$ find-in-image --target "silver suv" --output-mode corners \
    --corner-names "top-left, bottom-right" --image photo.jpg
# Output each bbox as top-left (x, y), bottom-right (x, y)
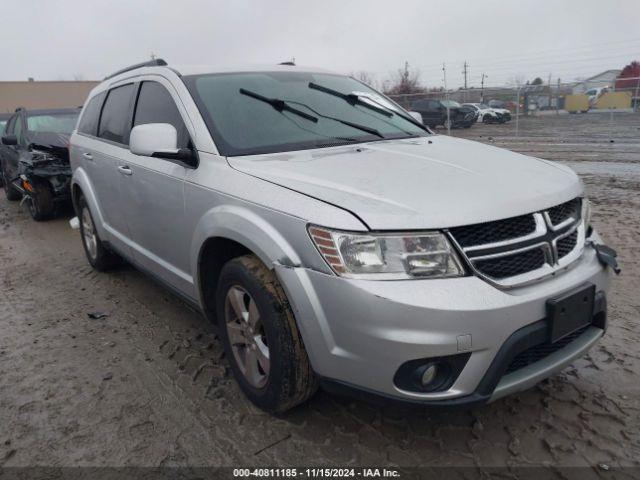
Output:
top-left (70, 59), bottom-right (614, 413)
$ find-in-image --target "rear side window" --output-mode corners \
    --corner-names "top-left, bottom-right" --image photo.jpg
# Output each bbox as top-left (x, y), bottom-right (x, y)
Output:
top-left (98, 84), bottom-right (134, 145)
top-left (78, 92), bottom-right (106, 136)
top-left (133, 82), bottom-right (190, 149)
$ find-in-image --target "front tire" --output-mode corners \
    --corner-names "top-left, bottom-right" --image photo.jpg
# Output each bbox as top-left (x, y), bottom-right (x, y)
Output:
top-left (216, 255), bottom-right (317, 413)
top-left (78, 194), bottom-right (120, 271)
top-left (27, 179), bottom-right (55, 221)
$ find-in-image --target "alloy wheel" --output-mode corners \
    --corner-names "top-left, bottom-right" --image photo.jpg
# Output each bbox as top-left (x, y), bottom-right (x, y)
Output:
top-left (224, 285), bottom-right (270, 388)
top-left (81, 206), bottom-right (98, 260)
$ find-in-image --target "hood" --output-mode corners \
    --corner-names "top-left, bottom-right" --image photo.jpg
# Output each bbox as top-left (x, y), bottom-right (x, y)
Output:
top-left (228, 136), bottom-right (582, 230)
top-left (28, 132), bottom-right (70, 161)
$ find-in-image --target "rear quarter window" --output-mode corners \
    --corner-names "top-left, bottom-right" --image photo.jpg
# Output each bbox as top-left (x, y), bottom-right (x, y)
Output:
top-left (78, 92), bottom-right (106, 136)
top-left (98, 84), bottom-right (135, 145)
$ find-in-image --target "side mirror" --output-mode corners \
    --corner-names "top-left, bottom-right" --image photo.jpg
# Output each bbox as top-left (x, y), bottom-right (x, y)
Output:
top-left (2, 135), bottom-right (18, 146)
top-left (130, 123), bottom-right (196, 166)
top-left (408, 111), bottom-right (423, 124)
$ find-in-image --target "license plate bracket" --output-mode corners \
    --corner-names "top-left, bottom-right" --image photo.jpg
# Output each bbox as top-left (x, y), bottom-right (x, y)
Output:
top-left (547, 284), bottom-right (595, 343)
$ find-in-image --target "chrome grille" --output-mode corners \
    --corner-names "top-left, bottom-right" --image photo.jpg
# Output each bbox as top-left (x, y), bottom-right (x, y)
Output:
top-left (449, 198), bottom-right (584, 287)
top-left (450, 214), bottom-right (536, 248)
top-left (548, 198), bottom-right (581, 226)
top-left (557, 230), bottom-right (578, 259)
top-left (474, 247), bottom-right (546, 279)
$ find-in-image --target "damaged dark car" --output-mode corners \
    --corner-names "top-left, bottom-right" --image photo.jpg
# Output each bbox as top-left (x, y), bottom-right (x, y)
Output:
top-left (0, 108), bottom-right (79, 220)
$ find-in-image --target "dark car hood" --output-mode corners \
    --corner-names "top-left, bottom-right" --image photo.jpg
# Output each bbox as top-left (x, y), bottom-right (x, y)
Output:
top-left (29, 133), bottom-right (70, 161)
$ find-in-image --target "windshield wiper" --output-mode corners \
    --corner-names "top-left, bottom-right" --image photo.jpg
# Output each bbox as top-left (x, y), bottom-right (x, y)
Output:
top-left (241, 88), bottom-right (384, 139)
top-left (325, 117), bottom-right (384, 138)
top-left (309, 82), bottom-right (429, 133)
top-left (239, 88), bottom-right (318, 123)
top-left (309, 82), bottom-right (392, 117)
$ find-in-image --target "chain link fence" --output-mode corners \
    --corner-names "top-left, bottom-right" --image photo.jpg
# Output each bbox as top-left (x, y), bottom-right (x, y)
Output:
top-left (387, 77), bottom-right (640, 139)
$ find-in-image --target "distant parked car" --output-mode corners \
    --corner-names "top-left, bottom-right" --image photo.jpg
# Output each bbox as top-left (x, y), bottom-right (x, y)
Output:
top-left (411, 99), bottom-right (476, 129)
top-left (462, 103), bottom-right (503, 123)
top-left (0, 108), bottom-right (79, 220)
top-left (492, 107), bottom-right (512, 121)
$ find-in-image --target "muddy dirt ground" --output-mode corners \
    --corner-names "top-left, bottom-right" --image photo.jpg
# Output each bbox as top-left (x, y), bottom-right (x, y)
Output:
top-left (0, 113), bottom-right (639, 473)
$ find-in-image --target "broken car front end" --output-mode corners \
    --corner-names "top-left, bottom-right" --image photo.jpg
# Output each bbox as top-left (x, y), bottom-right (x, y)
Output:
top-left (11, 136), bottom-right (72, 220)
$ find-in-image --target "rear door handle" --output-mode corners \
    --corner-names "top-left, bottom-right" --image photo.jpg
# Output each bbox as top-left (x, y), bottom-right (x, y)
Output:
top-left (117, 165), bottom-right (133, 176)
top-left (83, 152), bottom-right (93, 161)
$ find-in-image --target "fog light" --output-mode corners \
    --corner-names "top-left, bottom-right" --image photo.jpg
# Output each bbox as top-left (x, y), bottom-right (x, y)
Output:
top-left (421, 364), bottom-right (438, 386)
top-left (394, 353), bottom-right (471, 393)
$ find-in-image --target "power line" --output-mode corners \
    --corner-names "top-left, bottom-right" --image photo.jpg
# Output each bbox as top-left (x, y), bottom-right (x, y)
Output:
top-left (434, 36), bottom-right (640, 65)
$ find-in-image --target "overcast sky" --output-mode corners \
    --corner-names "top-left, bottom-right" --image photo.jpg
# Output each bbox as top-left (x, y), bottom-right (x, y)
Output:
top-left (1, 0), bottom-right (638, 88)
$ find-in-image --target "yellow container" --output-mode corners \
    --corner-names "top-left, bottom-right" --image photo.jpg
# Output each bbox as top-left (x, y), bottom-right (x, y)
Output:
top-left (565, 95), bottom-right (589, 113)
top-left (595, 91), bottom-right (632, 109)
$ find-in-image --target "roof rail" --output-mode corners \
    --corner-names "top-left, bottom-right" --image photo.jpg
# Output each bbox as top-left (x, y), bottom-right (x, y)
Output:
top-left (104, 58), bottom-right (168, 80)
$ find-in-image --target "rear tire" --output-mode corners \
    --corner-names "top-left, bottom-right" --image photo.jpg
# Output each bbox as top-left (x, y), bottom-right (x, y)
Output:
top-left (216, 255), bottom-right (318, 413)
top-left (78, 194), bottom-right (120, 271)
top-left (27, 179), bottom-right (55, 221)
top-left (1, 163), bottom-right (21, 201)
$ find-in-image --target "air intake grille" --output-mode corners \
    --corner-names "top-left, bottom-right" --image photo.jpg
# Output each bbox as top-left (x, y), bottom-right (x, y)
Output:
top-left (557, 230), bottom-right (578, 259)
top-left (505, 324), bottom-right (591, 374)
top-left (474, 248), bottom-right (546, 279)
top-left (449, 214), bottom-right (536, 248)
top-left (548, 198), bottom-right (581, 226)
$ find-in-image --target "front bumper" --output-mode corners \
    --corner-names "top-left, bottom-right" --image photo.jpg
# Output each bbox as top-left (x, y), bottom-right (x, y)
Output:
top-left (275, 235), bottom-right (611, 406)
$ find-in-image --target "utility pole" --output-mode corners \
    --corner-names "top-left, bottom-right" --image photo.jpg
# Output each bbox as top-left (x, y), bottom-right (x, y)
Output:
top-left (480, 73), bottom-right (487, 104)
top-left (150, 52), bottom-right (156, 60)
top-left (548, 73), bottom-right (552, 110)
top-left (443, 63), bottom-right (451, 136)
top-left (556, 78), bottom-right (561, 115)
top-left (462, 61), bottom-right (468, 90)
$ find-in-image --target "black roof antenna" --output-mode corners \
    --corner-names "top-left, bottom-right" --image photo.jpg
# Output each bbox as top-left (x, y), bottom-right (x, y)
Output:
top-left (279, 61), bottom-right (296, 66)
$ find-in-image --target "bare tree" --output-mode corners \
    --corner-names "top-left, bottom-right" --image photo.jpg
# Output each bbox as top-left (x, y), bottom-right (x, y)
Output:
top-left (351, 71), bottom-right (377, 89)
top-left (72, 73), bottom-right (85, 81)
top-left (383, 62), bottom-right (425, 95)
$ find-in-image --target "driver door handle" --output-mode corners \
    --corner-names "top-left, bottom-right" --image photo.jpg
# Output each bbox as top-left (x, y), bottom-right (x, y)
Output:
top-left (83, 152), bottom-right (93, 161)
top-left (117, 165), bottom-right (133, 176)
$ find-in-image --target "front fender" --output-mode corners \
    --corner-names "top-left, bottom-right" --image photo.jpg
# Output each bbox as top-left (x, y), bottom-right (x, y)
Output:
top-left (191, 204), bottom-right (302, 301)
top-left (71, 167), bottom-right (108, 240)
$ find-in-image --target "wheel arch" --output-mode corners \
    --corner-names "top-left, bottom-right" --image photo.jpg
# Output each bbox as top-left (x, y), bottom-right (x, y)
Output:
top-left (70, 169), bottom-right (108, 239)
top-left (192, 205), bottom-right (303, 323)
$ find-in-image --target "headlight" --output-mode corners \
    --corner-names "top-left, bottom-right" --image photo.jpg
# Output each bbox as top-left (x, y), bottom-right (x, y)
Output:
top-left (308, 226), bottom-right (465, 279)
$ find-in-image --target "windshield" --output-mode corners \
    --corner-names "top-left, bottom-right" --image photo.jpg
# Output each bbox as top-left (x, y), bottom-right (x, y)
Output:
top-left (441, 100), bottom-right (461, 108)
top-left (479, 104), bottom-right (491, 109)
top-left (26, 112), bottom-right (79, 134)
top-left (183, 72), bottom-right (427, 156)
